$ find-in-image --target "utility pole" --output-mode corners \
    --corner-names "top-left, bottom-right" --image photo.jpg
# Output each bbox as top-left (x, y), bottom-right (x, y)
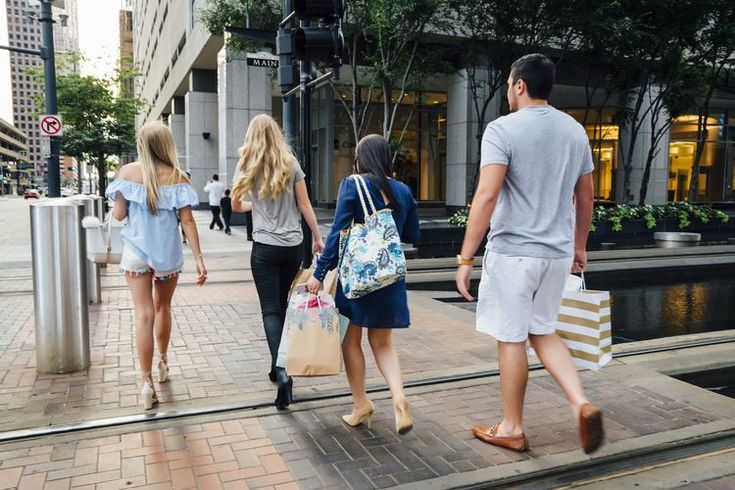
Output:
top-left (280, 0), bottom-right (297, 143)
top-left (40, 1), bottom-right (61, 198)
top-left (0, 0), bottom-right (62, 197)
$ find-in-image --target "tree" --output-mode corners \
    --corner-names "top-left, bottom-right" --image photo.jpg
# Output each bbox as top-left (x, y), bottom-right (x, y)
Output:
top-left (611, 0), bottom-right (706, 204)
top-left (638, 57), bottom-right (699, 204)
top-left (687, 1), bottom-right (735, 202)
top-left (30, 64), bottom-right (144, 197)
top-left (331, 0), bottom-right (453, 150)
top-left (451, 0), bottom-right (579, 201)
top-left (199, 0), bottom-right (281, 54)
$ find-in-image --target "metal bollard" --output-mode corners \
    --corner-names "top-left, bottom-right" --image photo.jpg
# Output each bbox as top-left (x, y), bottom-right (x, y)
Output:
top-left (30, 199), bottom-right (90, 374)
top-left (68, 195), bottom-right (102, 304)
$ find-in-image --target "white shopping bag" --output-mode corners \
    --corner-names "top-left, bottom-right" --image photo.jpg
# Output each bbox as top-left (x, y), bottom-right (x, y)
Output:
top-left (82, 216), bottom-right (124, 265)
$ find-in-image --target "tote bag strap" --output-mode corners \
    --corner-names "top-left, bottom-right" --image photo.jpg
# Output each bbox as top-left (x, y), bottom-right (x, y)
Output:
top-left (354, 174), bottom-right (377, 215)
top-left (352, 175), bottom-right (372, 218)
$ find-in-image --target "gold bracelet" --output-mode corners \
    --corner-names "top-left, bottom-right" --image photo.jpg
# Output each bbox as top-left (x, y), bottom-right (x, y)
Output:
top-left (456, 254), bottom-right (474, 266)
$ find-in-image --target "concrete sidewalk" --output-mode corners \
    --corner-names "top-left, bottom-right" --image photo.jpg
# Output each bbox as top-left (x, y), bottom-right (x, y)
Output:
top-left (0, 209), bottom-right (734, 488)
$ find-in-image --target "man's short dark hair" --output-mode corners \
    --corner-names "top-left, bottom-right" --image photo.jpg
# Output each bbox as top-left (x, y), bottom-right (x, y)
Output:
top-left (510, 54), bottom-right (555, 100)
top-left (224, 189), bottom-right (230, 196)
top-left (213, 174), bottom-right (219, 180)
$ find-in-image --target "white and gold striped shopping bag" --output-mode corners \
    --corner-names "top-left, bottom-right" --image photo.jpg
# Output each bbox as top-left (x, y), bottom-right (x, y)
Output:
top-left (528, 275), bottom-right (612, 371)
top-left (556, 288), bottom-right (612, 371)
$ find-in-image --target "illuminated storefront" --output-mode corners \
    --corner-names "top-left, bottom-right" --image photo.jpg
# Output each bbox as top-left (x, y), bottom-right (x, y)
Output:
top-left (668, 112), bottom-right (735, 202)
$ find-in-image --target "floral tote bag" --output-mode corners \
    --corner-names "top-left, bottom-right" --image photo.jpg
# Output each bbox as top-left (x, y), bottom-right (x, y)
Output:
top-left (338, 175), bottom-right (406, 299)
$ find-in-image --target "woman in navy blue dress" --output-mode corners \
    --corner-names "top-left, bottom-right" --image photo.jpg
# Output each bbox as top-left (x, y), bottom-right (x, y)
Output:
top-left (307, 135), bottom-right (420, 435)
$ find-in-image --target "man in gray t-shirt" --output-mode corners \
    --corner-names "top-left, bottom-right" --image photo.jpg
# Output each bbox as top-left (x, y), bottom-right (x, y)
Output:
top-left (455, 54), bottom-right (603, 455)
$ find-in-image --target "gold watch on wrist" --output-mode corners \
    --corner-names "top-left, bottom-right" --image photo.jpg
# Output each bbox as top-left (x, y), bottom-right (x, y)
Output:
top-left (456, 254), bottom-right (474, 266)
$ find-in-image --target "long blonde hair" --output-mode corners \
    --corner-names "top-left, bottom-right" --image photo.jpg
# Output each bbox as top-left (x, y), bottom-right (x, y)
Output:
top-left (137, 121), bottom-right (190, 213)
top-left (232, 114), bottom-right (296, 201)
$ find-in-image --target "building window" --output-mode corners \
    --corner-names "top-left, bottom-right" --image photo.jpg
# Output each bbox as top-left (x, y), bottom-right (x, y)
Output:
top-left (562, 108), bottom-right (620, 201)
top-left (331, 89), bottom-right (447, 202)
top-left (669, 112), bottom-right (734, 202)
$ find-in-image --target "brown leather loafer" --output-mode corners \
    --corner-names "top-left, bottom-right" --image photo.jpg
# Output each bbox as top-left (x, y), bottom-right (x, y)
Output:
top-left (472, 424), bottom-right (529, 452)
top-left (579, 403), bottom-right (604, 454)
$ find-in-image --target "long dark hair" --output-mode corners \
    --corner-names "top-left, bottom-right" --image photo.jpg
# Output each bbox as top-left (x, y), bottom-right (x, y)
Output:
top-left (354, 134), bottom-right (400, 212)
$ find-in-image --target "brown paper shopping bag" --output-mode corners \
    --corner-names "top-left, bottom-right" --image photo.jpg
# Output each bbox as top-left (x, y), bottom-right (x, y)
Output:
top-left (278, 290), bottom-right (342, 376)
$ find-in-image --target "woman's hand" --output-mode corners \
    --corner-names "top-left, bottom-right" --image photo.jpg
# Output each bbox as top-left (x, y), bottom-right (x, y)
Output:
top-left (306, 276), bottom-right (322, 295)
top-left (195, 256), bottom-right (208, 286)
top-left (312, 238), bottom-right (324, 255)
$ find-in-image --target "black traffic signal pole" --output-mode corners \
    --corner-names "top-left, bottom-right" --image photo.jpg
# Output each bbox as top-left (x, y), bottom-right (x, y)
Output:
top-left (280, 0), bottom-right (297, 143)
top-left (0, 0), bottom-right (61, 197)
top-left (299, 46), bottom-right (313, 267)
top-left (40, 1), bottom-right (61, 198)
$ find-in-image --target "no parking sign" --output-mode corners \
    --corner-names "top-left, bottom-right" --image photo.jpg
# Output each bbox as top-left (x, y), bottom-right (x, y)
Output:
top-left (39, 115), bottom-right (63, 137)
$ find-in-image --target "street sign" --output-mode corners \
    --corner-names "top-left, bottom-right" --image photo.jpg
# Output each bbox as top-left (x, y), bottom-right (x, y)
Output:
top-left (39, 114), bottom-right (63, 137)
top-left (247, 57), bottom-right (279, 68)
top-left (40, 137), bottom-right (50, 158)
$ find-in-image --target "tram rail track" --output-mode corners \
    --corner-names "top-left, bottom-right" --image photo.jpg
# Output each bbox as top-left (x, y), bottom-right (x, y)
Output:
top-left (0, 335), bottom-right (732, 445)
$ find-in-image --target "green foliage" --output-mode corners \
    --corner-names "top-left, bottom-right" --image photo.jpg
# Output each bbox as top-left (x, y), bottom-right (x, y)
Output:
top-left (591, 203), bottom-right (729, 232)
top-left (28, 57), bottom-right (144, 196)
top-left (448, 206), bottom-right (469, 227)
top-left (449, 203), bottom-right (730, 233)
top-left (199, 0), bottom-right (280, 53)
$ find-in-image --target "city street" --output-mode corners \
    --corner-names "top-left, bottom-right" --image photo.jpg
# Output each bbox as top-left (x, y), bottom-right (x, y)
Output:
top-left (2, 0), bottom-right (735, 488)
top-left (0, 197), bottom-right (33, 266)
top-left (0, 201), bottom-right (734, 489)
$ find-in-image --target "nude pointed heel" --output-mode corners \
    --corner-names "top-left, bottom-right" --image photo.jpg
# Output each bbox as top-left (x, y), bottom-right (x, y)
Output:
top-left (158, 356), bottom-right (169, 383)
top-left (394, 399), bottom-right (413, 435)
top-left (141, 378), bottom-right (158, 410)
top-left (342, 401), bottom-right (375, 429)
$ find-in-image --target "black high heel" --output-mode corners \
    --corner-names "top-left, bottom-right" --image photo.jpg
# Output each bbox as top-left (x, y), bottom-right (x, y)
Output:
top-left (275, 367), bottom-right (293, 409)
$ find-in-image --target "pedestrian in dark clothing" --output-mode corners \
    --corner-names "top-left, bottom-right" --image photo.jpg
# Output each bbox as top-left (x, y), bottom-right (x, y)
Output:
top-left (221, 189), bottom-right (233, 235)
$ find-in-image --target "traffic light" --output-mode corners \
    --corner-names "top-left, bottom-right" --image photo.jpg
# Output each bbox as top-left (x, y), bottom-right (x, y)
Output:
top-left (292, 0), bottom-right (344, 67)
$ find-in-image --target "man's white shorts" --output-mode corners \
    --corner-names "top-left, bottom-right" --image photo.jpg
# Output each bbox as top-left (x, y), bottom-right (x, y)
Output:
top-left (476, 251), bottom-right (573, 343)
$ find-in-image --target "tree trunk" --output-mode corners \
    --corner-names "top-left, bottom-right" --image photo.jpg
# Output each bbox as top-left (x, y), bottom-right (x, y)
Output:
top-left (77, 160), bottom-right (83, 194)
top-left (638, 145), bottom-right (657, 205)
top-left (688, 84), bottom-right (715, 202)
top-left (97, 154), bottom-right (106, 198)
top-left (621, 82), bottom-right (650, 204)
top-left (382, 78), bottom-right (392, 140)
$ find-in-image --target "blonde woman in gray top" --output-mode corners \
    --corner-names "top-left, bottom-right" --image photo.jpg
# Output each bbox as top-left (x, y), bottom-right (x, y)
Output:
top-left (231, 114), bottom-right (323, 409)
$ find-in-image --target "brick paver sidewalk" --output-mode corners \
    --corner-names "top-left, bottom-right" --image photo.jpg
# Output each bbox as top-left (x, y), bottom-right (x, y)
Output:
top-left (0, 214), bottom-right (494, 432)
top-left (2, 210), bottom-right (735, 488)
top-left (0, 361), bottom-right (733, 489)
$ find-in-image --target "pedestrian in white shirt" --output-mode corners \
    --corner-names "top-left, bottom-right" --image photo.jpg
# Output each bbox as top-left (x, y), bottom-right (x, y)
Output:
top-left (204, 174), bottom-right (226, 230)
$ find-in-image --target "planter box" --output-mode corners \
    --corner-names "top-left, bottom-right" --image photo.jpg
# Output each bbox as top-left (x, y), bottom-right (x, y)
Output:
top-left (413, 215), bottom-right (735, 258)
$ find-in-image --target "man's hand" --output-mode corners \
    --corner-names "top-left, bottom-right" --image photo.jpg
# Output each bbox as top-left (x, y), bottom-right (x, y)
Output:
top-left (572, 248), bottom-right (587, 273)
top-left (455, 264), bottom-right (475, 301)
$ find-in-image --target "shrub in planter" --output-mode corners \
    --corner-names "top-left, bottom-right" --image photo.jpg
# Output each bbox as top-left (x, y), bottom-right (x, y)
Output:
top-left (449, 202), bottom-right (729, 233)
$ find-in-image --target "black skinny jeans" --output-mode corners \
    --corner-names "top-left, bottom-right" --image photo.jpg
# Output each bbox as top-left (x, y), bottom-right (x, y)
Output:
top-left (250, 242), bottom-right (302, 372)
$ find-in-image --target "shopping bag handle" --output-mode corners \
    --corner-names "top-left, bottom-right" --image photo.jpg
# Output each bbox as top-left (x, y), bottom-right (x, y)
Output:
top-left (301, 292), bottom-right (323, 312)
top-left (580, 271), bottom-right (586, 291)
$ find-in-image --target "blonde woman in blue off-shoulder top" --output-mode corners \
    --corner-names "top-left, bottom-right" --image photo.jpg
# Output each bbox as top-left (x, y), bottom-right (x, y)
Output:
top-left (106, 121), bottom-right (208, 410)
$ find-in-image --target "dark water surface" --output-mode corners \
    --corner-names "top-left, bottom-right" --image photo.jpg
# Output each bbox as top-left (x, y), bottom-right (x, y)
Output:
top-left (675, 367), bottom-right (735, 399)
top-left (591, 276), bottom-right (735, 343)
top-left (433, 275), bottom-right (735, 344)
